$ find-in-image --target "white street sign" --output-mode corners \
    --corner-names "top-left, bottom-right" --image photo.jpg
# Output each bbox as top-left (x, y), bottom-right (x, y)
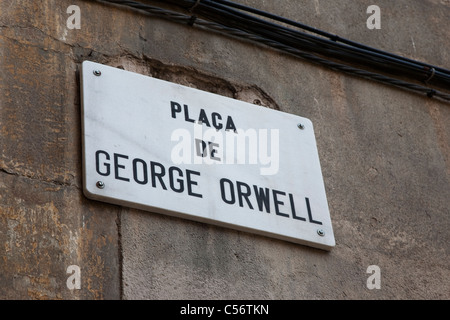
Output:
top-left (81, 61), bottom-right (335, 250)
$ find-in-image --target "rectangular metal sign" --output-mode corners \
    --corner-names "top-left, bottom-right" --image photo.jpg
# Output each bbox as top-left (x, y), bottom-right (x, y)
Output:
top-left (81, 61), bottom-right (335, 250)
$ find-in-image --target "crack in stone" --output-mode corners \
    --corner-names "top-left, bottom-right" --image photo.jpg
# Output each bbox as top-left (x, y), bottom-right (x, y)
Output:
top-left (0, 166), bottom-right (80, 189)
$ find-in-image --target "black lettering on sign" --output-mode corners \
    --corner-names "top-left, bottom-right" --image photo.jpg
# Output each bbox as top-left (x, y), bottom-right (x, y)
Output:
top-left (170, 101), bottom-right (237, 132)
top-left (306, 197), bottom-right (322, 225)
top-left (211, 112), bottom-right (222, 130)
top-left (186, 170), bottom-right (202, 198)
top-left (169, 166), bottom-right (184, 193)
top-left (208, 142), bottom-right (221, 161)
top-left (184, 104), bottom-right (195, 123)
top-left (220, 178), bottom-right (235, 204)
top-left (225, 117), bottom-right (237, 132)
top-left (195, 139), bottom-right (207, 158)
top-left (195, 139), bottom-right (221, 161)
top-left (198, 109), bottom-right (210, 127)
top-left (95, 150), bottom-right (110, 176)
top-left (253, 186), bottom-right (271, 213)
top-left (273, 189), bottom-right (289, 218)
top-left (291, 194), bottom-right (306, 221)
top-left (132, 158), bottom-right (148, 185)
top-left (236, 181), bottom-right (253, 209)
top-left (150, 161), bottom-right (167, 190)
top-left (114, 153), bottom-right (130, 182)
top-left (170, 101), bottom-right (182, 119)
top-left (93, 150), bottom-right (204, 199)
top-left (218, 178), bottom-right (320, 225)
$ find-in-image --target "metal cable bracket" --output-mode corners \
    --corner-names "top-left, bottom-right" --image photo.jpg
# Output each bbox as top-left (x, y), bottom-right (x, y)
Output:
top-left (424, 67), bottom-right (436, 84)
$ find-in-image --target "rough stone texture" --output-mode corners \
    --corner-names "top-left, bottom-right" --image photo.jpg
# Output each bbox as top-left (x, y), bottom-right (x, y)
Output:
top-left (0, 0), bottom-right (120, 299)
top-left (1, 0), bottom-right (449, 299)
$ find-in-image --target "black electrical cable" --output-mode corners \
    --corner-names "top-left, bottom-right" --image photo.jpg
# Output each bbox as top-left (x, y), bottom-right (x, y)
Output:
top-left (95, 0), bottom-right (450, 102)
top-left (101, 0), bottom-right (450, 85)
top-left (163, 0), bottom-right (450, 89)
